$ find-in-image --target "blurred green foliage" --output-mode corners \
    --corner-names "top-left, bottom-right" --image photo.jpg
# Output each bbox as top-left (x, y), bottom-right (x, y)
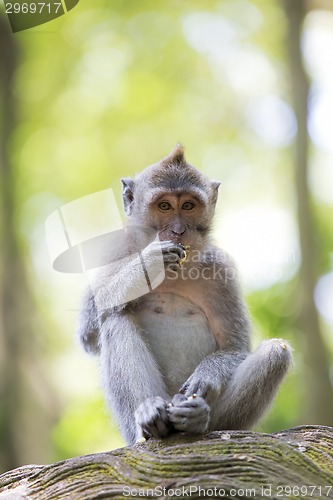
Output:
top-left (52, 396), bottom-right (124, 460)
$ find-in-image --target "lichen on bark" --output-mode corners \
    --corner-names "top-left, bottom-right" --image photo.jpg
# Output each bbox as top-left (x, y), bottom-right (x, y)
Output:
top-left (0, 426), bottom-right (332, 499)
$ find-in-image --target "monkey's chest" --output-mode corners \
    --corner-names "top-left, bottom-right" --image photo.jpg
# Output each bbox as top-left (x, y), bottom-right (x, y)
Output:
top-left (136, 293), bottom-right (217, 395)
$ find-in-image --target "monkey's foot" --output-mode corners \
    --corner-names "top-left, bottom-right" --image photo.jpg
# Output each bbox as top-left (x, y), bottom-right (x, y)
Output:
top-left (168, 393), bottom-right (210, 434)
top-left (135, 396), bottom-right (172, 440)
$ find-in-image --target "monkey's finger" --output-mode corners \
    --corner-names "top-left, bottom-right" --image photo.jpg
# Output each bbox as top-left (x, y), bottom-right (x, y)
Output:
top-left (163, 252), bottom-right (179, 263)
top-left (170, 393), bottom-right (187, 406)
top-left (173, 400), bottom-right (205, 410)
top-left (180, 384), bottom-right (202, 398)
top-left (170, 396), bottom-right (202, 409)
top-left (155, 418), bottom-right (172, 437)
top-left (162, 245), bottom-right (186, 260)
top-left (168, 396), bottom-right (209, 413)
top-left (144, 405), bottom-right (171, 438)
top-left (172, 417), bottom-right (209, 433)
top-left (142, 419), bottom-right (170, 439)
top-left (162, 250), bottom-right (182, 264)
top-left (166, 264), bottom-right (180, 273)
top-left (136, 397), bottom-right (172, 438)
top-left (168, 407), bottom-right (197, 420)
top-left (180, 382), bottom-right (210, 400)
top-left (176, 246), bottom-right (187, 258)
top-left (175, 249), bottom-right (187, 263)
top-left (179, 382), bottom-right (188, 394)
top-left (170, 419), bottom-right (188, 431)
top-left (169, 404), bottom-right (210, 433)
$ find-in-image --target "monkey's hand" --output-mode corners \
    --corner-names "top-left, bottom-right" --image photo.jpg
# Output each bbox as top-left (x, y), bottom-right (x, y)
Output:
top-left (160, 241), bottom-right (187, 269)
top-left (135, 396), bottom-right (172, 440)
top-left (167, 393), bottom-right (210, 433)
top-left (179, 369), bottom-right (222, 405)
top-left (142, 240), bottom-right (186, 269)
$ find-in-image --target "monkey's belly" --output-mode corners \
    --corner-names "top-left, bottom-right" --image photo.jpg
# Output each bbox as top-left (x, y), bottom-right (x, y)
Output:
top-left (137, 293), bottom-right (217, 396)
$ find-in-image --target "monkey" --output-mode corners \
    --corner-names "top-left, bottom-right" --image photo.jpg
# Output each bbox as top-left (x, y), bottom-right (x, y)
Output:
top-left (77, 145), bottom-right (293, 445)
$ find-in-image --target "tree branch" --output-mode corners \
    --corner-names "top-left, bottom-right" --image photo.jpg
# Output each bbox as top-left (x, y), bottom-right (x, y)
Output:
top-left (0, 427), bottom-right (332, 499)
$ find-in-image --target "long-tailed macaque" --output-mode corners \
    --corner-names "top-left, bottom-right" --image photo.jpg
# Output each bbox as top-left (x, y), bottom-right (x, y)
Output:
top-left (77, 145), bottom-right (292, 444)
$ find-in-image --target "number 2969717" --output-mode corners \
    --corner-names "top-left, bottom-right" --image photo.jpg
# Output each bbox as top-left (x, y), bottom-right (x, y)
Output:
top-left (5, 3), bottom-right (62, 14)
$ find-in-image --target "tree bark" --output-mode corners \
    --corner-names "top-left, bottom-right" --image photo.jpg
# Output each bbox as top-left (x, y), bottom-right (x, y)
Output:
top-left (0, 427), bottom-right (332, 499)
top-left (281, 0), bottom-right (333, 424)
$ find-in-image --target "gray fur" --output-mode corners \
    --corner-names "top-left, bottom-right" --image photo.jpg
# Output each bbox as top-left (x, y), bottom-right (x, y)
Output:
top-left (77, 147), bottom-right (293, 444)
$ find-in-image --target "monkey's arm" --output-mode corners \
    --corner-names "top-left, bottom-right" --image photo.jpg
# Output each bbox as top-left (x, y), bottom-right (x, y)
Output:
top-left (88, 240), bottom-right (186, 313)
top-left (77, 287), bottom-right (100, 355)
top-left (77, 240), bottom-right (185, 354)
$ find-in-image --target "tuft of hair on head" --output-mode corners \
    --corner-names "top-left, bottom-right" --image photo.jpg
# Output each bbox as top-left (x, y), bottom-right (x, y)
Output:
top-left (160, 144), bottom-right (185, 167)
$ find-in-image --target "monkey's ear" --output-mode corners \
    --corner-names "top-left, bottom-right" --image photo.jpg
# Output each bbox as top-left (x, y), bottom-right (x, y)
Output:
top-left (121, 178), bottom-right (135, 216)
top-left (211, 181), bottom-right (221, 205)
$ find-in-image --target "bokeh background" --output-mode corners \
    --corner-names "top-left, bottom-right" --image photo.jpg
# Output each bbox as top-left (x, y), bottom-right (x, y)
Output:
top-left (0, 0), bottom-right (333, 473)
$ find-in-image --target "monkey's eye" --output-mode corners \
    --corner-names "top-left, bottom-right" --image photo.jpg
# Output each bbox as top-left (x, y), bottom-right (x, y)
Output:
top-left (182, 201), bottom-right (195, 211)
top-left (158, 201), bottom-right (172, 211)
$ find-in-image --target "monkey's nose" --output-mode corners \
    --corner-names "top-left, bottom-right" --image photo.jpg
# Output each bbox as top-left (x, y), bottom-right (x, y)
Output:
top-left (172, 228), bottom-right (186, 236)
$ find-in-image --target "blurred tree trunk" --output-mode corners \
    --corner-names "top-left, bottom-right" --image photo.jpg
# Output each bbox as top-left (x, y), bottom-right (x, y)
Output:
top-left (282, 0), bottom-right (333, 424)
top-left (0, 16), bottom-right (58, 471)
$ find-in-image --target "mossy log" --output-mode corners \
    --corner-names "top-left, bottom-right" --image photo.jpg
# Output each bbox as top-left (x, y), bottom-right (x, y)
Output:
top-left (0, 426), bottom-right (332, 499)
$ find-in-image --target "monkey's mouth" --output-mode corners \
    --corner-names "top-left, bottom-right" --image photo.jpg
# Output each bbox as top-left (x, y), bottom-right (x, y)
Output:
top-left (161, 234), bottom-right (193, 248)
top-left (160, 231), bottom-right (187, 242)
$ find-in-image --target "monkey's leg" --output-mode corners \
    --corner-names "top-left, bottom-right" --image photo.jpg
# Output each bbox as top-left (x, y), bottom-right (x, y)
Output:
top-left (100, 314), bottom-right (171, 444)
top-left (211, 338), bottom-right (293, 430)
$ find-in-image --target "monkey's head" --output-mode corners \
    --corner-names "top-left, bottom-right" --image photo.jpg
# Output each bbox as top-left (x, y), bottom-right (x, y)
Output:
top-left (121, 145), bottom-right (220, 249)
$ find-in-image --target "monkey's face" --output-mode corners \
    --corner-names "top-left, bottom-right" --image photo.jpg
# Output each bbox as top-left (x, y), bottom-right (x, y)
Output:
top-left (122, 148), bottom-right (220, 251)
top-left (144, 191), bottom-right (212, 249)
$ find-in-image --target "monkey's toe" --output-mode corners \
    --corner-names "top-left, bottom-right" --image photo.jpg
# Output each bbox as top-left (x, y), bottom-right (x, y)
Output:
top-left (168, 395), bottom-right (210, 433)
top-left (135, 396), bottom-right (172, 439)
